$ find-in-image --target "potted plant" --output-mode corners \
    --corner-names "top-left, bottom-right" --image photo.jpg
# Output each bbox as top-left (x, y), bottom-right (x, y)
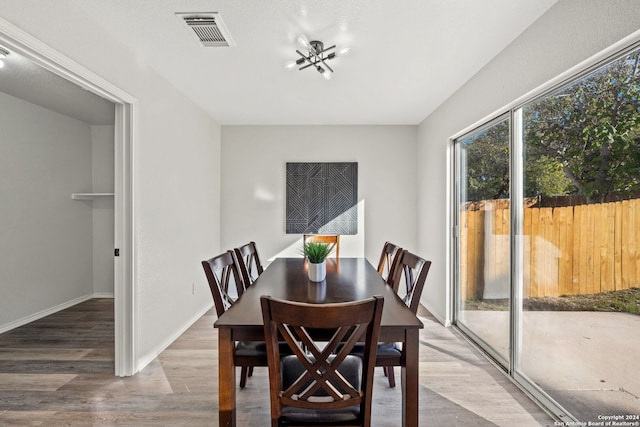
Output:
top-left (302, 241), bottom-right (335, 282)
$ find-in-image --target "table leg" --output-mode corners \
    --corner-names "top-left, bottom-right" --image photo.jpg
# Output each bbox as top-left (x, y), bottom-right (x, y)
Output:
top-left (218, 328), bottom-right (236, 427)
top-left (402, 329), bottom-right (419, 427)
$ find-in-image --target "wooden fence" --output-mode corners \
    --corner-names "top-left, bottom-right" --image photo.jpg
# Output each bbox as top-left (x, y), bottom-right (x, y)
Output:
top-left (460, 198), bottom-right (640, 299)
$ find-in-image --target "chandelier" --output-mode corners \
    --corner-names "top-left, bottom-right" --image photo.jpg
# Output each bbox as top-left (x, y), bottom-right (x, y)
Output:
top-left (285, 35), bottom-right (349, 80)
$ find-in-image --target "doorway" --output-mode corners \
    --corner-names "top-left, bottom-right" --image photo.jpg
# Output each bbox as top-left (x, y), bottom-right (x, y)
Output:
top-left (0, 20), bottom-right (135, 376)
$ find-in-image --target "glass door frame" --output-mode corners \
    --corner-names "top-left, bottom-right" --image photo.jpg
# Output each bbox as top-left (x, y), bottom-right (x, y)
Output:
top-left (452, 112), bottom-right (512, 371)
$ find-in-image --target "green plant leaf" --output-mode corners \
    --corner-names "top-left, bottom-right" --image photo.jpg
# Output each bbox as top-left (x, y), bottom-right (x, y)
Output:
top-left (301, 242), bottom-right (335, 263)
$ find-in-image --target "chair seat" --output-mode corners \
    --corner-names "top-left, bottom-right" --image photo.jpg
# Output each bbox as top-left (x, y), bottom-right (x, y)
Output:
top-left (235, 341), bottom-right (293, 362)
top-left (280, 406), bottom-right (361, 424)
top-left (279, 354), bottom-right (362, 424)
top-left (349, 342), bottom-right (402, 360)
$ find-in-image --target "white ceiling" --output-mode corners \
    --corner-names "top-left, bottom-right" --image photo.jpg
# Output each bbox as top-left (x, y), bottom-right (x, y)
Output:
top-left (0, 50), bottom-right (115, 125)
top-left (1, 0), bottom-right (558, 125)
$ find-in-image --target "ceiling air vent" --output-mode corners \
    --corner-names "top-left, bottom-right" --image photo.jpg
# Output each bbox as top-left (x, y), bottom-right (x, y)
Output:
top-left (176, 12), bottom-right (236, 47)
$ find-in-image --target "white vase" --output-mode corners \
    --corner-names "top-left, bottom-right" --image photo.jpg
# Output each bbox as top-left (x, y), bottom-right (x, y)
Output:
top-left (308, 260), bottom-right (326, 282)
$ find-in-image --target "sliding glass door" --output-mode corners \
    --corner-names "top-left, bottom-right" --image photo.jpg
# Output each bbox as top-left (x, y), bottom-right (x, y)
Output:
top-left (454, 45), bottom-right (640, 422)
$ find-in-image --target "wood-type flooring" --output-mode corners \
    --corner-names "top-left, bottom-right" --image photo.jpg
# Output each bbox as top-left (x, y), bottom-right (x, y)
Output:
top-left (0, 299), bottom-right (555, 426)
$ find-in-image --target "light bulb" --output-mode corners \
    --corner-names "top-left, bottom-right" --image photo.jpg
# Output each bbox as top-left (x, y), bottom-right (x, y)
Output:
top-left (297, 34), bottom-right (310, 49)
top-left (285, 60), bottom-right (297, 71)
top-left (337, 46), bottom-right (350, 56)
top-left (0, 60), bottom-right (4, 69)
top-left (322, 69), bottom-right (331, 80)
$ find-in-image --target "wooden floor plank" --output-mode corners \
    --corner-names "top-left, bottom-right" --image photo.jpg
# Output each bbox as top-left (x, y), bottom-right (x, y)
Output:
top-left (0, 299), bottom-right (555, 426)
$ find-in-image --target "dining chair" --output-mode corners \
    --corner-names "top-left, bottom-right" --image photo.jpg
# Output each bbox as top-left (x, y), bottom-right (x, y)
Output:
top-left (376, 241), bottom-right (402, 284)
top-left (201, 250), bottom-right (264, 388)
top-left (260, 295), bottom-right (384, 427)
top-left (303, 234), bottom-right (340, 259)
top-left (234, 241), bottom-right (264, 288)
top-left (381, 249), bottom-right (431, 387)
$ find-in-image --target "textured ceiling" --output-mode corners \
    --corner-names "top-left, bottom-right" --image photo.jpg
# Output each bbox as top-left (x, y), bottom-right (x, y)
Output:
top-left (0, 50), bottom-right (115, 125)
top-left (0, 0), bottom-right (558, 125)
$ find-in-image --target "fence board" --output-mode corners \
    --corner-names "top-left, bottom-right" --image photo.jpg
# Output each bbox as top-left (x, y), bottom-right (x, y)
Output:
top-left (541, 207), bottom-right (554, 297)
top-left (530, 207), bottom-right (540, 298)
top-left (573, 205), bottom-right (582, 296)
top-left (603, 203), bottom-right (615, 293)
top-left (627, 200), bottom-right (640, 289)
top-left (564, 206), bottom-right (575, 295)
top-left (471, 211), bottom-right (486, 299)
top-left (621, 200), bottom-right (632, 289)
top-left (557, 207), bottom-right (571, 296)
top-left (523, 208), bottom-right (532, 298)
top-left (614, 201), bottom-right (623, 290)
top-left (629, 199), bottom-right (640, 287)
top-left (585, 205), bottom-right (595, 295)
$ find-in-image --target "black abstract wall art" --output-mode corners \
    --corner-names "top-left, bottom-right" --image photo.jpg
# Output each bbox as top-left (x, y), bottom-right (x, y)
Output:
top-left (286, 162), bottom-right (358, 234)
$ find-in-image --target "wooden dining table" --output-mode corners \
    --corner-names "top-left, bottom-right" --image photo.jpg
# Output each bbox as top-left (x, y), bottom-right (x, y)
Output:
top-left (214, 257), bottom-right (423, 427)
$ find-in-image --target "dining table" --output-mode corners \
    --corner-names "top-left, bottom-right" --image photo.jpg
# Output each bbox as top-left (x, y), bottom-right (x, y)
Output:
top-left (214, 257), bottom-right (423, 427)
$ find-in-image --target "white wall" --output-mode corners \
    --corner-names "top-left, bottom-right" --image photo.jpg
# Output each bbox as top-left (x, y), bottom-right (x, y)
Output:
top-left (0, 92), bottom-right (93, 328)
top-left (91, 125), bottom-right (114, 296)
top-left (221, 126), bottom-right (417, 265)
top-left (417, 0), bottom-right (640, 324)
top-left (0, 2), bottom-right (222, 370)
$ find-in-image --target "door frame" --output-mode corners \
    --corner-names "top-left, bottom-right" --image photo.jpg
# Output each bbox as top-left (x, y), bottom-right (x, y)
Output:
top-left (0, 17), bottom-right (137, 376)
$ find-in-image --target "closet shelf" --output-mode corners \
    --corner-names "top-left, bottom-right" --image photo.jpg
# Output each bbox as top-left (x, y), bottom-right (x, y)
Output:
top-left (71, 193), bottom-right (114, 200)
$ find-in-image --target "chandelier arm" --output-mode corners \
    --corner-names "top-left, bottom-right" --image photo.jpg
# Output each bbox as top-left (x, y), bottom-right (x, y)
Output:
top-left (316, 55), bottom-right (334, 73)
top-left (298, 62), bottom-right (315, 71)
top-left (316, 45), bottom-right (336, 56)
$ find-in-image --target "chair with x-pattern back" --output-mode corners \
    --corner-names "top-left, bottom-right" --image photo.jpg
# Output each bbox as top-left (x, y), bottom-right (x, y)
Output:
top-left (381, 249), bottom-right (431, 387)
top-left (201, 250), bottom-right (264, 388)
top-left (260, 295), bottom-right (384, 427)
top-left (234, 241), bottom-right (264, 288)
top-left (376, 241), bottom-right (402, 284)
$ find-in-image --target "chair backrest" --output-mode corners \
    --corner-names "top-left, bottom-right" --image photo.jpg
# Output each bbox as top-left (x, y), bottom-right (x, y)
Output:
top-left (388, 250), bottom-right (431, 314)
top-left (376, 241), bottom-right (402, 283)
top-left (234, 241), bottom-right (264, 287)
top-left (303, 234), bottom-right (340, 259)
top-left (201, 250), bottom-right (245, 317)
top-left (260, 295), bottom-right (384, 427)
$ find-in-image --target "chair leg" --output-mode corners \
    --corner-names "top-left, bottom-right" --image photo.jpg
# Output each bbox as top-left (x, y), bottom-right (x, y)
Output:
top-left (240, 366), bottom-right (249, 388)
top-left (248, 366), bottom-right (254, 377)
top-left (386, 366), bottom-right (396, 388)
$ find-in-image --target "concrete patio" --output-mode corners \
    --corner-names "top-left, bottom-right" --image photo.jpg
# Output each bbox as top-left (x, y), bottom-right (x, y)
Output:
top-left (460, 310), bottom-right (640, 422)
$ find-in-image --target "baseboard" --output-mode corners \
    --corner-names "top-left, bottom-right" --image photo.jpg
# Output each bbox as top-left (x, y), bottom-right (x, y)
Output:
top-left (0, 294), bottom-right (95, 334)
top-left (423, 301), bottom-right (451, 327)
top-left (136, 302), bottom-right (214, 372)
top-left (92, 292), bottom-right (115, 298)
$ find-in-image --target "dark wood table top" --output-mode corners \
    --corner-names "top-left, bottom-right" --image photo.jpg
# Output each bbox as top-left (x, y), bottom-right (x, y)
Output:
top-left (214, 257), bottom-right (423, 333)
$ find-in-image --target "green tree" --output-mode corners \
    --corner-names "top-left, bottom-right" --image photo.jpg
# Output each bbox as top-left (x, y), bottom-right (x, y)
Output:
top-left (463, 121), bottom-right (572, 201)
top-left (523, 50), bottom-right (640, 202)
top-left (462, 120), bottom-right (509, 201)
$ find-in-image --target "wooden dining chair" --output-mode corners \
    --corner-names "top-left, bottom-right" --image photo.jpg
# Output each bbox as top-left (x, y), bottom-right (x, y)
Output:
top-left (376, 241), bottom-right (402, 284)
top-left (201, 250), bottom-right (264, 388)
top-left (201, 250), bottom-right (245, 315)
top-left (260, 295), bottom-right (384, 427)
top-left (381, 249), bottom-right (431, 387)
top-left (303, 234), bottom-right (340, 259)
top-left (234, 241), bottom-right (264, 288)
